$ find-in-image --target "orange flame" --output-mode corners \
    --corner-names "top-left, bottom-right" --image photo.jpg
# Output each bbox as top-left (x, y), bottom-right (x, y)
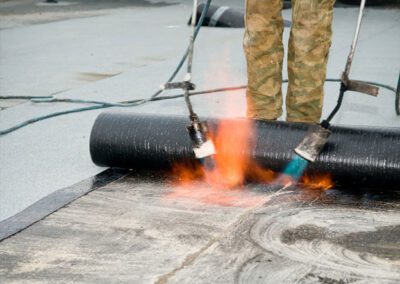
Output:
top-left (300, 173), bottom-right (334, 190)
top-left (168, 122), bottom-right (334, 206)
top-left (208, 119), bottom-right (253, 188)
top-left (171, 119), bottom-right (277, 189)
top-left (166, 44), bottom-right (333, 206)
top-left (171, 162), bottom-right (205, 186)
top-left (167, 119), bottom-right (278, 207)
top-left (169, 133), bottom-right (334, 205)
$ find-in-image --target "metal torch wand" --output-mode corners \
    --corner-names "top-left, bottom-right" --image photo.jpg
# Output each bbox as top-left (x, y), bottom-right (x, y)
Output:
top-left (162, 0), bottom-right (216, 160)
top-left (295, 0), bottom-right (379, 162)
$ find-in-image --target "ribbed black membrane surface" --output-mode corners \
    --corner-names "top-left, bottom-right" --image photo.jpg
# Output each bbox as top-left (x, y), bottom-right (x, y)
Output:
top-left (90, 112), bottom-right (400, 189)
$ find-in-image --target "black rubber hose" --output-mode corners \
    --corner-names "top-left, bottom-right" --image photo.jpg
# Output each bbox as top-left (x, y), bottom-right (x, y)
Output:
top-left (90, 112), bottom-right (400, 190)
top-left (326, 83), bottom-right (347, 123)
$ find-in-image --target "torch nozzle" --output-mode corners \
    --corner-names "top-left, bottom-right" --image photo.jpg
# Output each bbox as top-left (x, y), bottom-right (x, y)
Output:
top-left (187, 120), bottom-right (216, 160)
top-left (294, 121), bottom-right (331, 162)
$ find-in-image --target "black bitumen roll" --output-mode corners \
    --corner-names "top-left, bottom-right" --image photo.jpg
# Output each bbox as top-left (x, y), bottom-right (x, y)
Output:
top-left (191, 4), bottom-right (291, 28)
top-left (90, 112), bottom-right (400, 189)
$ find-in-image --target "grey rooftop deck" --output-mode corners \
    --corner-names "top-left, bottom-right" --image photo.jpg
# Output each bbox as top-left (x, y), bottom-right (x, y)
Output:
top-left (1, 0), bottom-right (399, 222)
top-left (0, 1), bottom-right (399, 283)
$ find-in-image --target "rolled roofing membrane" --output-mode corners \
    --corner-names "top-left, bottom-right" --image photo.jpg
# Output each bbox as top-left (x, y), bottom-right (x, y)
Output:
top-left (191, 4), bottom-right (291, 28)
top-left (90, 112), bottom-right (400, 189)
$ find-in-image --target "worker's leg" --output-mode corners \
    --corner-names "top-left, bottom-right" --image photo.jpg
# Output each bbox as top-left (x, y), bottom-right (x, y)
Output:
top-left (244, 0), bottom-right (284, 120)
top-left (286, 0), bottom-right (335, 123)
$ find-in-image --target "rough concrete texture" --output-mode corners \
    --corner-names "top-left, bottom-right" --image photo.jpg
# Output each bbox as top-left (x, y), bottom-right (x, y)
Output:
top-left (0, 171), bottom-right (399, 283)
top-left (0, 1), bottom-right (399, 223)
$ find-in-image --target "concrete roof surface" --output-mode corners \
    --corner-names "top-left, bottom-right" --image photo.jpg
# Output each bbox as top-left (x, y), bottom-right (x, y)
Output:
top-left (0, 0), bottom-right (399, 221)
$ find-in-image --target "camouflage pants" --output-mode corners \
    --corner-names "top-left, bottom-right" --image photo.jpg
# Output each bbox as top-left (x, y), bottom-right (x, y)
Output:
top-left (244, 0), bottom-right (335, 122)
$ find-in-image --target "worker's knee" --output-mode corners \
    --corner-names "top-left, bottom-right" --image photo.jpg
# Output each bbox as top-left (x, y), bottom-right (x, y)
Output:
top-left (246, 90), bottom-right (283, 120)
top-left (286, 94), bottom-right (323, 123)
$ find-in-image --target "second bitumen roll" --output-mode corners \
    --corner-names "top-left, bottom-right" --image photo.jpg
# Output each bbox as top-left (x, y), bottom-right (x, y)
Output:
top-left (190, 4), bottom-right (291, 28)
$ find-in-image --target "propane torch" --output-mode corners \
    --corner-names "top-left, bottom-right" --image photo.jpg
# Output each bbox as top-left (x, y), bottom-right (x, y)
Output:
top-left (295, 0), bottom-right (379, 162)
top-left (162, 0), bottom-right (216, 165)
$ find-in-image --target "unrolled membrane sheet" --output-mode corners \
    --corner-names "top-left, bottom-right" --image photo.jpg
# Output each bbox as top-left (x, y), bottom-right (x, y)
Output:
top-left (90, 112), bottom-right (400, 189)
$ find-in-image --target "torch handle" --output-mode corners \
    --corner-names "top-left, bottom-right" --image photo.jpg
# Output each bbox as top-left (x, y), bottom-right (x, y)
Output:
top-left (326, 0), bottom-right (368, 124)
top-left (343, 0), bottom-right (366, 79)
top-left (185, 0), bottom-right (199, 120)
